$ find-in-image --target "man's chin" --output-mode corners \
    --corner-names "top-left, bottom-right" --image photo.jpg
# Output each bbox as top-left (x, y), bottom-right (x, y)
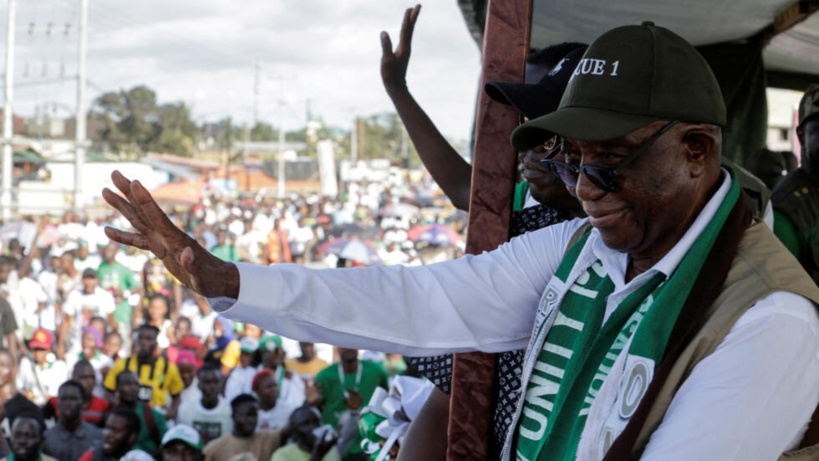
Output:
top-left (596, 229), bottom-right (638, 254)
top-left (16, 449), bottom-right (37, 460)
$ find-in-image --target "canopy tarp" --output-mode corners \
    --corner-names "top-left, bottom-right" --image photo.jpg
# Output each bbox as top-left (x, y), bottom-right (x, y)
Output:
top-left (460, 0), bottom-right (819, 88)
top-left (458, 0), bottom-right (819, 166)
top-left (150, 180), bottom-right (202, 204)
top-left (13, 149), bottom-right (44, 164)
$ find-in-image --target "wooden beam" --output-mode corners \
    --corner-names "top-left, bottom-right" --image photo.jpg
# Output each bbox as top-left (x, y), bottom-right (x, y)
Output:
top-left (758, 0), bottom-right (819, 44)
top-left (447, 0), bottom-right (533, 459)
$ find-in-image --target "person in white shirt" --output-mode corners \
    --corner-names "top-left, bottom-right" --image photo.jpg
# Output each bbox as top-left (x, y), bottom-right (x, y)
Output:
top-left (36, 255), bottom-right (60, 309)
top-left (66, 326), bottom-right (113, 398)
top-left (176, 350), bottom-right (202, 404)
top-left (103, 23), bottom-right (819, 461)
top-left (60, 269), bottom-right (116, 356)
top-left (15, 272), bottom-right (50, 340)
top-left (17, 329), bottom-right (68, 405)
top-left (378, 241), bottom-right (410, 267)
top-left (289, 218), bottom-right (315, 265)
top-left (223, 337), bottom-right (260, 402)
top-left (116, 246), bottom-right (149, 274)
top-left (176, 364), bottom-right (233, 445)
top-left (188, 292), bottom-right (218, 344)
top-left (73, 241), bottom-right (102, 273)
top-left (253, 368), bottom-right (297, 430)
top-left (258, 335), bottom-right (304, 408)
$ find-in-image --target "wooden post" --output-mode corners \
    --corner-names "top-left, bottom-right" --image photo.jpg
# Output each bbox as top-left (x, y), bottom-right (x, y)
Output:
top-left (447, 0), bottom-right (533, 459)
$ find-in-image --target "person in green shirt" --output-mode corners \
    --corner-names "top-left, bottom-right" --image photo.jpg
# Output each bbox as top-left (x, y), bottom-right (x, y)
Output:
top-left (114, 371), bottom-right (167, 457)
top-left (96, 242), bottom-right (139, 328)
top-left (211, 230), bottom-right (239, 262)
top-left (772, 84), bottom-right (819, 284)
top-left (315, 348), bottom-right (388, 459)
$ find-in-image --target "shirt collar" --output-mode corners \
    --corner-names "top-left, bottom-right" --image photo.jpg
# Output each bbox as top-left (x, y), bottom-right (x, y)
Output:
top-left (586, 168), bottom-right (731, 292)
top-left (58, 420), bottom-right (90, 439)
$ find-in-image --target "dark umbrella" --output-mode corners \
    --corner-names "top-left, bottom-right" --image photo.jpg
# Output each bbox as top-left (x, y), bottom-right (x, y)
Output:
top-left (317, 238), bottom-right (382, 265)
top-left (327, 223), bottom-right (381, 240)
top-left (407, 223), bottom-right (463, 247)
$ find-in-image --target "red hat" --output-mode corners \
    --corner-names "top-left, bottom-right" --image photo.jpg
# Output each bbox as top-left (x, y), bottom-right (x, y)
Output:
top-left (29, 329), bottom-right (53, 350)
top-left (180, 336), bottom-right (204, 352)
top-left (252, 369), bottom-right (276, 391)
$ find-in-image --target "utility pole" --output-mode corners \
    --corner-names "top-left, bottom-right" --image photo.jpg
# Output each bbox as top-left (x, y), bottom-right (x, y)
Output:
top-left (277, 100), bottom-right (285, 198)
top-left (253, 59), bottom-right (261, 126)
top-left (1, 0), bottom-right (15, 222)
top-left (350, 116), bottom-right (357, 162)
top-left (400, 123), bottom-right (409, 168)
top-left (74, 0), bottom-right (88, 213)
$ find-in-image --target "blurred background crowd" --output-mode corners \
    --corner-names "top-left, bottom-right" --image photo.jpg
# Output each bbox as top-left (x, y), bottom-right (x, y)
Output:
top-left (0, 173), bottom-right (464, 461)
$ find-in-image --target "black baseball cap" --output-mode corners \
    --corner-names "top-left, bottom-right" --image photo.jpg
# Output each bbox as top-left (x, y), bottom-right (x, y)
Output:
top-left (512, 22), bottom-right (726, 149)
top-left (484, 46), bottom-right (587, 120)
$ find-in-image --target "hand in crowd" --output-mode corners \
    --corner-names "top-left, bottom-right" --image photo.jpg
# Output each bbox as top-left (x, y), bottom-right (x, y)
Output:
top-left (311, 429), bottom-right (339, 461)
top-left (344, 388), bottom-right (362, 411)
top-left (102, 171), bottom-right (240, 299)
top-left (380, 4), bottom-right (421, 94)
top-left (305, 382), bottom-right (321, 406)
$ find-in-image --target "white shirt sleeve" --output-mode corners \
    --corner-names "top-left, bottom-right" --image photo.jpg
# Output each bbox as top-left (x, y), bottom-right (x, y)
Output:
top-left (32, 280), bottom-right (48, 304)
top-left (62, 291), bottom-right (79, 317)
top-left (16, 357), bottom-right (32, 391)
top-left (99, 290), bottom-right (117, 316)
top-left (211, 219), bottom-right (587, 356)
top-left (641, 291), bottom-right (819, 460)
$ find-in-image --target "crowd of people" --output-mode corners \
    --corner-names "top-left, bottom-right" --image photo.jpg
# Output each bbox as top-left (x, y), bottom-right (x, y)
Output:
top-left (0, 170), bottom-right (460, 461)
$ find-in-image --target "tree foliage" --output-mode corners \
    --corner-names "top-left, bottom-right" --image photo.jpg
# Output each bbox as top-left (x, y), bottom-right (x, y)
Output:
top-left (90, 85), bottom-right (427, 165)
top-left (335, 112), bottom-right (418, 164)
top-left (91, 85), bottom-right (197, 158)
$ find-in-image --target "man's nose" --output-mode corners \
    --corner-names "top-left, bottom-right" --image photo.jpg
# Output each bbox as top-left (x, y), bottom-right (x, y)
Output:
top-left (574, 168), bottom-right (606, 202)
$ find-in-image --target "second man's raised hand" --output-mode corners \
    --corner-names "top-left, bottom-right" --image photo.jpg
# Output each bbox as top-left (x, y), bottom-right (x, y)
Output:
top-left (380, 4), bottom-right (421, 95)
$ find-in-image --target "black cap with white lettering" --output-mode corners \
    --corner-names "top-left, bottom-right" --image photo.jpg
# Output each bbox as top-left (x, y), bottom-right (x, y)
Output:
top-left (511, 22), bottom-right (726, 147)
top-left (484, 46), bottom-right (587, 120)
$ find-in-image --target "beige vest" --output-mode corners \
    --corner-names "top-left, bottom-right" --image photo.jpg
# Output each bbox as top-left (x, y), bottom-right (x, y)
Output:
top-left (622, 222), bottom-right (819, 459)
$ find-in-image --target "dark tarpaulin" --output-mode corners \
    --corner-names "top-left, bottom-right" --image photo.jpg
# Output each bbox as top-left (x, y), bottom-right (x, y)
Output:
top-left (448, 0), bottom-right (533, 459)
top-left (698, 42), bottom-right (769, 167)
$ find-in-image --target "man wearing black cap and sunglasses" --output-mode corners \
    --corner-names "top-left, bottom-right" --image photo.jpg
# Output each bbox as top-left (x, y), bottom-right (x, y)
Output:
top-left (102, 22), bottom-right (819, 461)
top-left (773, 84), bottom-right (819, 284)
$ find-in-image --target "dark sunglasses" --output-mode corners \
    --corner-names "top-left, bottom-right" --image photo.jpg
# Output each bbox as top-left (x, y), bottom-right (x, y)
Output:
top-left (540, 120), bottom-right (680, 192)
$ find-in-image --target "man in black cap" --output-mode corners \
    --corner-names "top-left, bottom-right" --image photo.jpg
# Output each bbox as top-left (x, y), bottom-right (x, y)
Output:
top-left (772, 84), bottom-right (819, 284)
top-left (102, 22), bottom-right (819, 461)
top-left (381, 7), bottom-right (586, 454)
top-left (380, 4), bottom-right (584, 218)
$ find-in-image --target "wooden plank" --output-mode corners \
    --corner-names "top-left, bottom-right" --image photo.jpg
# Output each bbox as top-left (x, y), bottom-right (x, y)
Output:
top-left (447, 0), bottom-right (532, 459)
top-left (758, 0), bottom-right (819, 43)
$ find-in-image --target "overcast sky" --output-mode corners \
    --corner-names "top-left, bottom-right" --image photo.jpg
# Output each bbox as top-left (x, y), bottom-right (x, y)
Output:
top-left (4, 0), bottom-right (482, 141)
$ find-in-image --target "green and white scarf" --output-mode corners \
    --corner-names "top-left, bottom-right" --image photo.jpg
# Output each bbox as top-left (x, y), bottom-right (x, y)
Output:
top-left (514, 169), bottom-right (742, 461)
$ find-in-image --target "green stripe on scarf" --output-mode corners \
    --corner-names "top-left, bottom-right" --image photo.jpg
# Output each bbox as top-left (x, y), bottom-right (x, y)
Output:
top-left (515, 168), bottom-right (742, 461)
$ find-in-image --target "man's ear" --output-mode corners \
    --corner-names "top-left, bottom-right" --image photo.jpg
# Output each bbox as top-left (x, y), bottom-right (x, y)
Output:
top-left (681, 124), bottom-right (720, 178)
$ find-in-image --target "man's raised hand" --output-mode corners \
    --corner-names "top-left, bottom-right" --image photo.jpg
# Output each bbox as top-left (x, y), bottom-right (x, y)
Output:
top-left (101, 170), bottom-right (239, 299)
top-left (380, 4), bottom-right (421, 94)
